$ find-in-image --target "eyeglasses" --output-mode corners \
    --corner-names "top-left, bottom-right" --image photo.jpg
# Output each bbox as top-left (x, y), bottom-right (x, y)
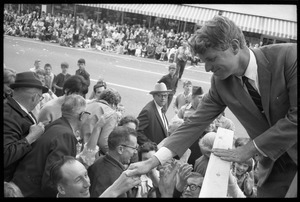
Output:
top-left (156, 94), bottom-right (168, 99)
top-left (36, 93), bottom-right (44, 102)
top-left (184, 184), bottom-right (201, 191)
top-left (120, 144), bottom-right (139, 151)
top-left (79, 111), bottom-right (91, 119)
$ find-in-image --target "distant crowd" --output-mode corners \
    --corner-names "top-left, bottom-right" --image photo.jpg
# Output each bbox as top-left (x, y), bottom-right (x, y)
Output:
top-left (4, 8), bottom-right (202, 64)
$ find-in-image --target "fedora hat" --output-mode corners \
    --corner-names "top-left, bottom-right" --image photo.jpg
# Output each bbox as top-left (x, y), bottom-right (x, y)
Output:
top-left (10, 71), bottom-right (49, 93)
top-left (149, 83), bottom-right (172, 95)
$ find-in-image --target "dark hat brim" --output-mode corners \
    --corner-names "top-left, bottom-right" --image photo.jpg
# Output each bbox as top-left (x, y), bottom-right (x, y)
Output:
top-left (10, 83), bottom-right (49, 94)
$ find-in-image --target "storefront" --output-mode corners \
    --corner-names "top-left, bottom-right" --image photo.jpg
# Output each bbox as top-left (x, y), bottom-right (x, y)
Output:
top-left (8, 4), bottom-right (297, 43)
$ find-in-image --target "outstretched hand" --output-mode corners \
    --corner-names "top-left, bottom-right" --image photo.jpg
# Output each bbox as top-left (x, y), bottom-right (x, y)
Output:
top-left (212, 141), bottom-right (257, 163)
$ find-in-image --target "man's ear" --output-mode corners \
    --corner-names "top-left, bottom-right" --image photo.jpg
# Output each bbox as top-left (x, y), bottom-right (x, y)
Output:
top-left (231, 39), bottom-right (240, 55)
top-left (58, 184), bottom-right (65, 195)
top-left (117, 145), bottom-right (123, 155)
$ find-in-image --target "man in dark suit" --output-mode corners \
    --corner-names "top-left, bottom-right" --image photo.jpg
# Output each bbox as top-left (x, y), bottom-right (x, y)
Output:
top-left (127, 16), bottom-right (297, 198)
top-left (88, 126), bottom-right (138, 197)
top-left (4, 71), bottom-right (48, 182)
top-left (137, 83), bottom-right (171, 145)
top-left (11, 94), bottom-right (90, 197)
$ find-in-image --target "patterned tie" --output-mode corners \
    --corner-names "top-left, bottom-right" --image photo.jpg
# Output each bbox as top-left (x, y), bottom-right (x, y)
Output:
top-left (242, 76), bottom-right (264, 113)
top-left (29, 112), bottom-right (37, 124)
top-left (161, 108), bottom-right (168, 131)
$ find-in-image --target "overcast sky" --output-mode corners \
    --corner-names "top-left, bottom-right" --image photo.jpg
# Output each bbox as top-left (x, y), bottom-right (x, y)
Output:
top-left (186, 4), bottom-right (297, 22)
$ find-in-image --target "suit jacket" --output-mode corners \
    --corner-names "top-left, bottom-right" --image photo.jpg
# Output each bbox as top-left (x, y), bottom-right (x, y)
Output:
top-left (163, 43), bottom-right (297, 186)
top-left (88, 154), bottom-right (126, 197)
top-left (137, 100), bottom-right (168, 144)
top-left (11, 116), bottom-right (78, 197)
top-left (4, 96), bottom-right (35, 181)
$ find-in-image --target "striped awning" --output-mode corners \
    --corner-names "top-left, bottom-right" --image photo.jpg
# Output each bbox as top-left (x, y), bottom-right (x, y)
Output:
top-left (79, 4), bottom-right (297, 40)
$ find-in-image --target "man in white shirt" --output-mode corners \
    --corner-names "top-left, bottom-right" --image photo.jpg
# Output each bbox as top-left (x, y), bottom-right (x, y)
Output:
top-left (126, 15), bottom-right (297, 198)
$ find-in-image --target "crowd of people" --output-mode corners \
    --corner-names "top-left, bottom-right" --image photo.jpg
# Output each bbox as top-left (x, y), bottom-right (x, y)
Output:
top-left (4, 8), bottom-right (201, 67)
top-left (4, 11), bottom-right (296, 198)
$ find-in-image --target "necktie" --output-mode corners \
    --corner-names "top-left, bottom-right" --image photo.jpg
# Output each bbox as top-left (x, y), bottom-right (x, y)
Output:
top-left (161, 108), bottom-right (168, 131)
top-left (28, 112), bottom-right (37, 124)
top-left (242, 76), bottom-right (264, 113)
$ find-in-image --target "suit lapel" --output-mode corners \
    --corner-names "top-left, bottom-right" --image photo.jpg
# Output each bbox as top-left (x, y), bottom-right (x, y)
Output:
top-left (231, 75), bottom-right (268, 124)
top-left (152, 101), bottom-right (168, 137)
top-left (252, 48), bottom-right (272, 125)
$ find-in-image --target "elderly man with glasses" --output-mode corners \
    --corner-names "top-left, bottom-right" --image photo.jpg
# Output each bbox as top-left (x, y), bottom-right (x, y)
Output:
top-left (11, 94), bottom-right (101, 197)
top-left (4, 71), bottom-right (48, 182)
top-left (88, 126), bottom-right (138, 197)
top-left (136, 83), bottom-right (172, 146)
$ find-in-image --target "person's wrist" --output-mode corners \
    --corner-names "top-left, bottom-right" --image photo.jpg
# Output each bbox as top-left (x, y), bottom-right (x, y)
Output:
top-left (146, 156), bottom-right (160, 171)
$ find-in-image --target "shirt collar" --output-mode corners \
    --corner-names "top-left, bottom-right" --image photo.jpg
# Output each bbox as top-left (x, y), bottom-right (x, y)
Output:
top-left (243, 48), bottom-right (258, 81)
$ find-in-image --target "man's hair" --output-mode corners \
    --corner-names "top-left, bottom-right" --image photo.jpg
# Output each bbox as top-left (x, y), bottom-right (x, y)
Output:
top-left (188, 15), bottom-right (246, 55)
top-left (188, 172), bottom-right (204, 180)
top-left (108, 126), bottom-right (138, 150)
top-left (98, 88), bottom-right (121, 106)
top-left (138, 141), bottom-right (157, 161)
top-left (61, 94), bottom-right (86, 117)
top-left (198, 132), bottom-right (217, 155)
top-left (118, 115), bottom-right (139, 128)
top-left (183, 80), bottom-right (192, 87)
top-left (44, 63), bottom-right (52, 69)
top-left (63, 75), bottom-right (89, 96)
top-left (50, 156), bottom-right (77, 187)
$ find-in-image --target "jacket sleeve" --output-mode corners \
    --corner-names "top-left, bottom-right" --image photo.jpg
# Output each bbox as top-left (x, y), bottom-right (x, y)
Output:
top-left (3, 111), bottom-right (32, 168)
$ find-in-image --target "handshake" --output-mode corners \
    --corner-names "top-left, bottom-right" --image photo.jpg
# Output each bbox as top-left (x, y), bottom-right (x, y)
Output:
top-left (100, 170), bottom-right (141, 197)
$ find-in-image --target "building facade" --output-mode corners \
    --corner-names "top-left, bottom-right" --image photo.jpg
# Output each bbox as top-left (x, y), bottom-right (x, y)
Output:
top-left (6, 4), bottom-right (297, 46)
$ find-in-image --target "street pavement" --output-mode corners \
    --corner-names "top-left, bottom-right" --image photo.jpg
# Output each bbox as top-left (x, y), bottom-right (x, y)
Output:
top-left (4, 35), bottom-right (248, 138)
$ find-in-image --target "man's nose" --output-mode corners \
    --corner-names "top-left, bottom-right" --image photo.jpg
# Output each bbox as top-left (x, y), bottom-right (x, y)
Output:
top-left (205, 63), bottom-right (213, 72)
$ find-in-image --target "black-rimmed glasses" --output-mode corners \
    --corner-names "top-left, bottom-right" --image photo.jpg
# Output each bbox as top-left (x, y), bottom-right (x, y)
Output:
top-left (120, 144), bottom-right (139, 151)
top-left (79, 111), bottom-right (91, 119)
top-left (156, 94), bottom-right (168, 99)
top-left (184, 184), bottom-right (201, 191)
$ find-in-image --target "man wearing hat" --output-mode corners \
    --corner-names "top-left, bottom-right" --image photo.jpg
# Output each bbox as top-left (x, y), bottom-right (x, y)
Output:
top-left (137, 83), bottom-right (171, 145)
top-left (4, 71), bottom-right (48, 182)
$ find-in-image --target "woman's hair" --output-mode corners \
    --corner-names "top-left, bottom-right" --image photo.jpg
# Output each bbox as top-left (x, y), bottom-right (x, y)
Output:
top-left (235, 137), bottom-right (253, 172)
top-left (98, 88), bottom-right (121, 106)
top-left (63, 75), bottom-right (89, 96)
top-left (118, 115), bottom-right (139, 128)
top-left (138, 141), bottom-right (158, 161)
top-left (188, 15), bottom-right (246, 56)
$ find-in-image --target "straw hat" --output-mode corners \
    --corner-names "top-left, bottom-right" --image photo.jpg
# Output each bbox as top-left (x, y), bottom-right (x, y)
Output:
top-left (149, 83), bottom-right (172, 94)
